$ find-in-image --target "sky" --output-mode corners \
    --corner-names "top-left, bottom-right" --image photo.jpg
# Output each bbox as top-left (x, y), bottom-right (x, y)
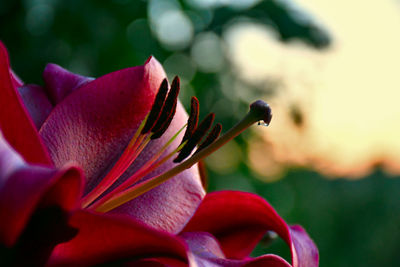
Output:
top-left (225, 0), bottom-right (400, 179)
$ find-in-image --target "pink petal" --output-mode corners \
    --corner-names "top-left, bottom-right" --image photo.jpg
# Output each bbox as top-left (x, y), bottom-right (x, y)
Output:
top-left (0, 41), bottom-right (51, 165)
top-left (183, 191), bottom-right (319, 267)
top-left (0, 133), bottom-right (83, 247)
top-left (48, 210), bottom-right (189, 266)
top-left (39, 57), bottom-right (205, 233)
top-left (18, 84), bottom-right (53, 129)
top-left (40, 56), bottom-right (166, 183)
top-left (180, 232), bottom-right (292, 267)
top-left (289, 225), bottom-right (319, 267)
top-left (43, 63), bottom-right (93, 104)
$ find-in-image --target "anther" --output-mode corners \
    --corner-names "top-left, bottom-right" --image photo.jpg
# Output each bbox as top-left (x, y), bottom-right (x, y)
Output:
top-left (173, 113), bottom-right (215, 163)
top-left (141, 79), bottom-right (169, 134)
top-left (93, 100), bottom-right (273, 213)
top-left (151, 76), bottom-right (180, 139)
top-left (194, 123), bottom-right (222, 154)
top-left (151, 101), bottom-right (177, 139)
top-left (180, 96), bottom-right (199, 144)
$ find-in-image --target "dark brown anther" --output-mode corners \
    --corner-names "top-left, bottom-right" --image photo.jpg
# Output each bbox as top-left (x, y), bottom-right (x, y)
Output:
top-left (173, 113), bottom-right (215, 163)
top-left (151, 76), bottom-right (181, 137)
top-left (194, 123), bottom-right (222, 154)
top-left (151, 101), bottom-right (177, 139)
top-left (180, 96), bottom-right (199, 145)
top-left (141, 79), bottom-right (169, 134)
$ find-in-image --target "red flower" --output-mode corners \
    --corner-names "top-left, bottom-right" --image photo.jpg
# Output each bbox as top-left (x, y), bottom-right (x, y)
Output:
top-left (0, 41), bottom-right (318, 266)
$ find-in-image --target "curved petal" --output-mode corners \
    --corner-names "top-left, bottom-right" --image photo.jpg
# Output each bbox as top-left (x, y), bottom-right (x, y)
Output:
top-left (18, 84), bottom-right (53, 129)
top-left (48, 210), bottom-right (189, 266)
top-left (289, 225), bottom-right (319, 267)
top-left (39, 56), bottom-right (167, 184)
top-left (180, 232), bottom-right (291, 267)
top-left (0, 133), bottom-right (83, 247)
top-left (40, 57), bottom-right (205, 233)
top-left (0, 41), bottom-right (51, 165)
top-left (43, 63), bottom-right (93, 104)
top-left (182, 191), bottom-right (319, 267)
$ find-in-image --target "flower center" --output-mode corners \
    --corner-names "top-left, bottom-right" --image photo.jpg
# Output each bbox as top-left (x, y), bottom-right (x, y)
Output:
top-left (81, 77), bottom-right (272, 212)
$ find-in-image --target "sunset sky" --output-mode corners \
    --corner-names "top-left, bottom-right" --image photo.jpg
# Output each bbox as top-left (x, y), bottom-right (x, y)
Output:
top-left (226, 0), bottom-right (400, 178)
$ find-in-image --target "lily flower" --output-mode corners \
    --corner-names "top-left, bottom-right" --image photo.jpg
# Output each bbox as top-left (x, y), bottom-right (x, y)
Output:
top-left (0, 41), bottom-right (318, 266)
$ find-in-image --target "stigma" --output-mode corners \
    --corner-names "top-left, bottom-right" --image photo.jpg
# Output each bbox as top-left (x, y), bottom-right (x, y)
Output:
top-left (81, 77), bottom-right (272, 212)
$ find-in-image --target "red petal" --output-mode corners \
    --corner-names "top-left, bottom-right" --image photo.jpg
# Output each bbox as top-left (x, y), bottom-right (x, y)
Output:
top-left (0, 41), bottom-right (51, 165)
top-left (48, 210), bottom-right (189, 266)
top-left (39, 57), bottom-right (205, 233)
top-left (180, 232), bottom-right (292, 267)
top-left (183, 191), bottom-right (319, 267)
top-left (0, 134), bottom-right (83, 247)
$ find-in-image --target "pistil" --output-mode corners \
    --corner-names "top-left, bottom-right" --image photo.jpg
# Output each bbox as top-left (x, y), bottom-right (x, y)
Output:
top-left (92, 100), bottom-right (272, 213)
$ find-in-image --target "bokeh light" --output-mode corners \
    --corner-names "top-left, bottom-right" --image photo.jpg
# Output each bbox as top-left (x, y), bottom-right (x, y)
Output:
top-left (149, 0), bottom-right (194, 50)
top-left (191, 32), bottom-right (224, 73)
top-left (227, 0), bottom-right (400, 179)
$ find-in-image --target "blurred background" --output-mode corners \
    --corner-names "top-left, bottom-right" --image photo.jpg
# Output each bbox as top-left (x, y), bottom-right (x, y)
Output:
top-left (1, 0), bottom-right (400, 266)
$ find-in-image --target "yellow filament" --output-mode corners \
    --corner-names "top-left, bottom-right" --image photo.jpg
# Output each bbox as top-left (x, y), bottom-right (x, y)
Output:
top-left (95, 112), bottom-right (258, 212)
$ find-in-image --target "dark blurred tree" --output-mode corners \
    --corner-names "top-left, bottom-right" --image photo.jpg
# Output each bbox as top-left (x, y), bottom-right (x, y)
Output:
top-left (0, 0), bottom-right (330, 80)
top-left (0, 0), bottom-right (331, 144)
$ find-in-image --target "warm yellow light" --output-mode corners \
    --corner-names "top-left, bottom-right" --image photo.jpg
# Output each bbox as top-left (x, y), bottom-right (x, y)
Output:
top-left (226, 0), bottom-right (400, 178)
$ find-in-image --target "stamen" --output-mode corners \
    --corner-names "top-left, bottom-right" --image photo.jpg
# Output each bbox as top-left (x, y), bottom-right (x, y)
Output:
top-left (173, 113), bottom-right (215, 163)
top-left (127, 114), bottom-right (148, 149)
top-left (151, 101), bottom-right (177, 139)
top-left (88, 125), bottom-right (187, 209)
top-left (180, 96), bottom-right (199, 144)
top-left (93, 100), bottom-right (272, 213)
top-left (194, 123), bottom-right (222, 154)
top-left (81, 117), bottom-right (149, 208)
top-left (82, 78), bottom-right (182, 208)
top-left (89, 141), bottom-right (188, 210)
top-left (128, 133), bottom-right (153, 165)
top-left (151, 76), bottom-right (180, 139)
top-left (141, 79), bottom-right (169, 134)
